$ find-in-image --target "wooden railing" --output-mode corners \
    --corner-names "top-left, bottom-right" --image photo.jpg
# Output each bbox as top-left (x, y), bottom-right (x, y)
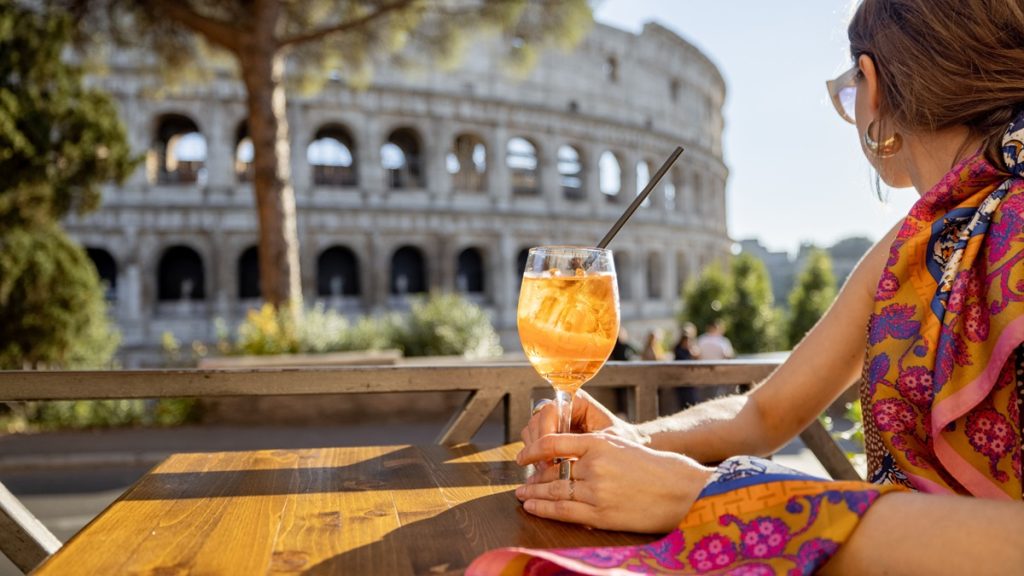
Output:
top-left (0, 361), bottom-right (859, 573)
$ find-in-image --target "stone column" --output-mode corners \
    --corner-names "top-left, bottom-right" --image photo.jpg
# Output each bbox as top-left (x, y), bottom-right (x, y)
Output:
top-left (123, 96), bottom-right (150, 188)
top-left (289, 103), bottom-right (311, 195)
top-left (618, 151), bottom-right (637, 210)
top-left (366, 232), bottom-right (386, 310)
top-left (429, 120), bottom-right (452, 203)
top-left (488, 125), bottom-right (510, 209)
top-left (584, 143), bottom-right (604, 216)
top-left (360, 116), bottom-right (385, 206)
top-left (433, 235), bottom-right (453, 293)
top-left (496, 231), bottom-right (517, 329)
top-left (204, 103), bottom-right (234, 190)
top-left (537, 135), bottom-right (561, 211)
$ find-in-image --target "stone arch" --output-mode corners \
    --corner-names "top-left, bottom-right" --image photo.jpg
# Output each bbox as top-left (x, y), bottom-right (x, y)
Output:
top-left (390, 245), bottom-right (426, 295)
top-left (382, 127), bottom-right (424, 189)
top-left (317, 246), bottom-right (361, 297)
top-left (456, 247), bottom-right (485, 294)
top-left (447, 133), bottom-right (487, 192)
top-left (157, 245), bottom-right (205, 301)
top-left (558, 145), bottom-right (584, 201)
top-left (237, 245), bottom-right (260, 300)
top-left (309, 123), bottom-right (358, 187)
top-left (149, 113), bottom-right (206, 185)
top-left (85, 247), bottom-right (117, 301)
top-left (507, 137), bottom-right (540, 196)
top-left (599, 150), bottom-right (622, 203)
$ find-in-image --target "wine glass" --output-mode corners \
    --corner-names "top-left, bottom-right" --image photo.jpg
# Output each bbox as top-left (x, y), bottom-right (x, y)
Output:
top-left (517, 246), bottom-right (620, 480)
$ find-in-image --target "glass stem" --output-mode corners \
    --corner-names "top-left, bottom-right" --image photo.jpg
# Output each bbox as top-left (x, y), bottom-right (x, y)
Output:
top-left (555, 389), bottom-right (574, 480)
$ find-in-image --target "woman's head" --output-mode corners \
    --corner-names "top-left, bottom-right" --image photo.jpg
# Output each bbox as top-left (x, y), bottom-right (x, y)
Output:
top-left (845, 0), bottom-right (1024, 184)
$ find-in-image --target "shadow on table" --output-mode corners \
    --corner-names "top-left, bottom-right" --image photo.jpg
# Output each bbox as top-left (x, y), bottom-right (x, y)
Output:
top-left (304, 490), bottom-right (652, 575)
top-left (121, 445), bottom-right (523, 501)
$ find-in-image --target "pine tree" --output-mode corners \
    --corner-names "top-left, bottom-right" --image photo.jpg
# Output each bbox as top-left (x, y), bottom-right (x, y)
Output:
top-left (60, 0), bottom-right (593, 312)
top-left (787, 248), bottom-right (837, 348)
top-left (728, 254), bottom-right (781, 353)
top-left (680, 262), bottom-right (734, 337)
top-left (0, 3), bottom-right (131, 368)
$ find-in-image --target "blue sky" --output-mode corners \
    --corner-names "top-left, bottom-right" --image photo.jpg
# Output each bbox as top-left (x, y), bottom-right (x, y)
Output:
top-left (594, 0), bottom-right (917, 255)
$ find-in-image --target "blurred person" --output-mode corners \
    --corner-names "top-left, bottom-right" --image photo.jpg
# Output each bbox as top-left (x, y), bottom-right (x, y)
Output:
top-left (695, 318), bottom-right (734, 360)
top-left (640, 329), bottom-right (667, 361)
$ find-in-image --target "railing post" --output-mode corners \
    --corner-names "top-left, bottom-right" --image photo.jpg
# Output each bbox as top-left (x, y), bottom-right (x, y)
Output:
top-left (505, 387), bottom-right (533, 444)
top-left (628, 383), bottom-right (659, 422)
top-left (436, 388), bottom-right (505, 446)
top-left (0, 481), bottom-right (61, 573)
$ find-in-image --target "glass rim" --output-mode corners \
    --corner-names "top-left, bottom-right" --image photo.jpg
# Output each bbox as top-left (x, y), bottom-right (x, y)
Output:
top-left (527, 245), bottom-right (613, 255)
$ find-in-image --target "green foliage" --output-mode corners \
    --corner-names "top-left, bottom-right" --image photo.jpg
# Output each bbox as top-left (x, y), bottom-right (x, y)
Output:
top-left (680, 263), bottom-right (734, 336)
top-left (0, 223), bottom-right (119, 369)
top-left (225, 294), bottom-right (500, 358)
top-left (0, 2), bottom-right (136, 228)
top-left (728, 254), bottom-right (782, 353)
top-left (787, 249), bottom-right (838, 348)
top-left (394, 293), bottom-right (502, 358)
top-left (4, 398), bottom-right (202, 431)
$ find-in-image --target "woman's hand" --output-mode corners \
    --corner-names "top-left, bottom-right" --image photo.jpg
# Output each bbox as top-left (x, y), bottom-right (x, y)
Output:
top-left (520, 390), bottom-right (648, 449)
top-left (515, 433), bottom-right (713, 533)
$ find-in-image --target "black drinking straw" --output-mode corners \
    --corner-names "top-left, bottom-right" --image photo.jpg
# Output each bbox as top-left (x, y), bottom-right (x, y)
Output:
top-left (596, 146), bottom-right (685, 249)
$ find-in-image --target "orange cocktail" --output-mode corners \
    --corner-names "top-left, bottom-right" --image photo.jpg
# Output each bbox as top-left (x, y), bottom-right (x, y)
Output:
top-left (517, 272), bottom-right (619, 393)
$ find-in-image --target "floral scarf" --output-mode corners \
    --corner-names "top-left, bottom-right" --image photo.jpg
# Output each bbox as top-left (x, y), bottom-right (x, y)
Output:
top-left (862, 111), bottom-right (1024, 498)
top-left (469, 112), bottom-right (1024, 575)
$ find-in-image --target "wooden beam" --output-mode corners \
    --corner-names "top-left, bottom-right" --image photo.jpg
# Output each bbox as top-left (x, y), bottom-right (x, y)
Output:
top-left (435, 388), bottom-right (505, 446)
top-left (0, 481), bottom-right (61, 573)
top-left (799, 419), bottom-right (862, 481)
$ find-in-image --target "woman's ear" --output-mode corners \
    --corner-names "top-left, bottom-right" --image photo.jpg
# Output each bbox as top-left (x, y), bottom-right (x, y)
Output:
top-left (858, 54), bottom-right (881, 117)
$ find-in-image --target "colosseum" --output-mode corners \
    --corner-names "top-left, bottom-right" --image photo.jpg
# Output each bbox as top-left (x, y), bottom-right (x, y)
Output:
top-left (66, 21), bottom-right (731, 366)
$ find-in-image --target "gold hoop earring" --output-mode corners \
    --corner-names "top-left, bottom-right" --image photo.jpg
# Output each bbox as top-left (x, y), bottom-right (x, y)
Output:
top-left (864, 120), bottom-right (903, 158)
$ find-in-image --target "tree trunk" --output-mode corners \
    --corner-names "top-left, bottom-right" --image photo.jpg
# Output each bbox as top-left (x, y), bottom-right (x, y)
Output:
top-left (239, 0), bottom-right (302, 313)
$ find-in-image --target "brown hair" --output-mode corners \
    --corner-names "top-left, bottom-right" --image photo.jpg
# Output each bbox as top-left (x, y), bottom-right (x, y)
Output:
top-left (849, 0), bottom-right (1024, 170)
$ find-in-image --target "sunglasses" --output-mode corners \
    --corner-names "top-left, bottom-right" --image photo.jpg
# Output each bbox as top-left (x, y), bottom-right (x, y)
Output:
top-left (826, 64), bottom-right (859, 124)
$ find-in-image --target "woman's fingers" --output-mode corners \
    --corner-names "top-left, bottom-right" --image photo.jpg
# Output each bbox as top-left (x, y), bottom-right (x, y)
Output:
top-left (516, 479), bottom-right (588, 503)
top-left (522, 498), bottom-right (596, 526)
top-left (517, 433), bottom-right (598, 466)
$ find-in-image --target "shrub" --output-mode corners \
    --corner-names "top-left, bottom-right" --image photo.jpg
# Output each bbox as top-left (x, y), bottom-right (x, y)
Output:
top-left (0, 224), bottom-right (120, 369)
top-left (393, 294), bottom-right (502, 358)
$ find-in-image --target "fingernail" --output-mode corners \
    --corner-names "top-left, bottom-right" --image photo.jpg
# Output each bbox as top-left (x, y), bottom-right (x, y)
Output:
top-left (515, 486), bottom-right (525, 499)
top-left (526, 474), bottom-right (535, 485)
top-left (515, 451), bottom-right (523, 465)
top-left (524, 500), bottom-right (536, 513)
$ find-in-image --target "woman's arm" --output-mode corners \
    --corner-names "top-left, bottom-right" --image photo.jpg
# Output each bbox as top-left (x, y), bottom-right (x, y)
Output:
top-left (635, 222), bottom-right (902, 462)
top-left (822, 494), bottom-right (1024, 575)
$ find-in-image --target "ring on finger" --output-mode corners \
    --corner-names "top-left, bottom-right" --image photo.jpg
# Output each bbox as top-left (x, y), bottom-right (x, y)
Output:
top-left (531, 399), bottom-right (552, 416)
top-left (568, 479), bottom-right (576, 501)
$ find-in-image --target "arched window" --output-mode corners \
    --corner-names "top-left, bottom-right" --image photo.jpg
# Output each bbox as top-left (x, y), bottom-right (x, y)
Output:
top-left (604, 56), bottom-right (619, 83)
top-left (516, 247), bottom-right (531, 277)
top-left (382, 127), bottom-right (424, 189)
top-left (235, 122), bottom-right (253, 182)
top-left (309, 124), bottom-right (357, 187)
top-left (647, 252), bottom-right (663, 300)
top-left (456, 248), bottom-right (485, 294)
top-left (636, 160), bottom-right (651, 208)
top-left (317, 246), bottom-right (361, 297)
top-left (507, 137), bottom-right (539, 196)
top-left (599, 151), bottom-right (622, 202)
top-left (85, 248), bottom-right (117, 301)
top-left (238, 246), bottom-right (260, 300)
top-left (447, 134), bottom-right (487, 192)
top-left (390, 246), bottom-right (426, 295)
top-left (664, 167), bottom-right (679, 211)
top-left (150, 114), bottom-right (206, 185)
top-left (157, 245), bottom-right (205, 301)
top-left (558, 145), bottom-right (584, 200)
top-left (615, 251), bottom-right (631, 300)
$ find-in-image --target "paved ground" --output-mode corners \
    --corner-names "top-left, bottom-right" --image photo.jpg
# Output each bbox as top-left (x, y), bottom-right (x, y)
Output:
top-left (0, 423), bottom-right (830, 575)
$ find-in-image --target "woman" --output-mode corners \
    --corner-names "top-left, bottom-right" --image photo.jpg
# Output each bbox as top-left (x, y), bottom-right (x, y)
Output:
top-left (472, 0), bottom-right (1024, 574)
top-left (640, 329), bottom-right (667, 361)
top-left (672, 322), bottom-right (700, 361)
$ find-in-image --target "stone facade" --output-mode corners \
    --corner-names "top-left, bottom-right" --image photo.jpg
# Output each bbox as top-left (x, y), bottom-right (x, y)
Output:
top-left (66, 22), bottom-right (731, 366)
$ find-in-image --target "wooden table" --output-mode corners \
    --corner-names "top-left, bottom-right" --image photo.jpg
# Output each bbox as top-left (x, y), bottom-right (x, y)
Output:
top-left (34, 444), bottom-right (650, 575)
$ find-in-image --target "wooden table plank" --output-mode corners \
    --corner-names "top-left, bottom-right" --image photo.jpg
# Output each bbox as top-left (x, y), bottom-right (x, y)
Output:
top-left (35, 444), bottom-right (655, 576)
